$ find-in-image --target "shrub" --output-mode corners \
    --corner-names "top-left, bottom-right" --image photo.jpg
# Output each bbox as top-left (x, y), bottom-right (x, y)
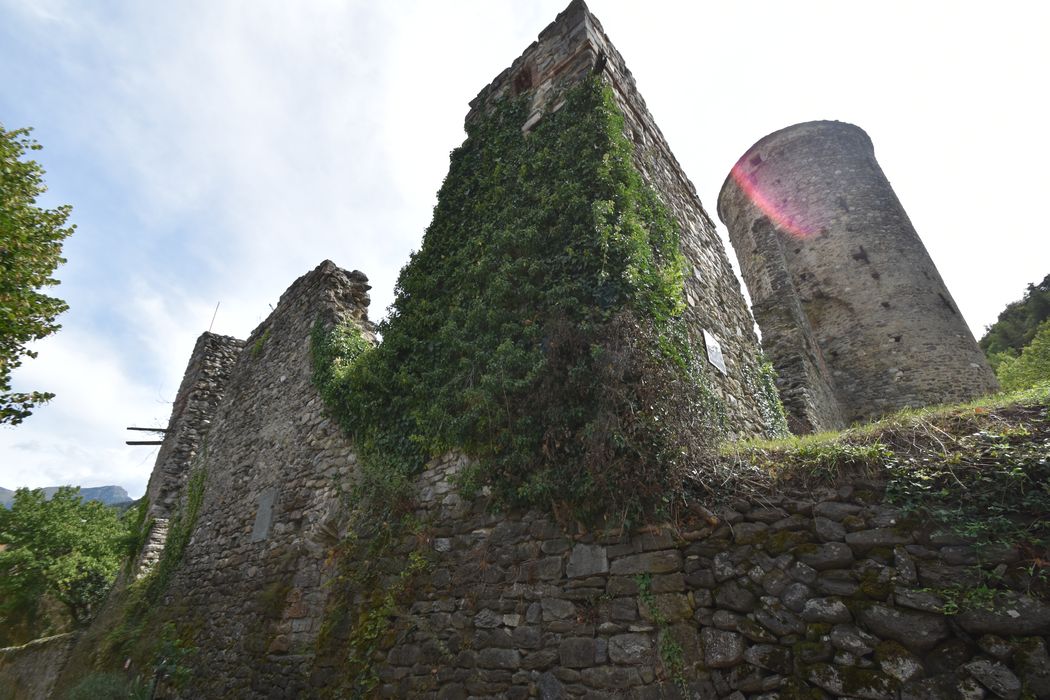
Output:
top-left (996, 320), bottom-right (1050, 391)
top-left (66, 672), bottom-right (149, 700)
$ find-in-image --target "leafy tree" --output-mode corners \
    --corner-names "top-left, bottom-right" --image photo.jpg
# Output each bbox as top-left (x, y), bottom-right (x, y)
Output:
top-left (996, 320), bottom-right (1050, 391)
top-left (0, 124), bottom-right (75, 425)
top-left (0, 486), bottom-right (129, 645)
top-left (980, 273), bottom-right (1050, 368)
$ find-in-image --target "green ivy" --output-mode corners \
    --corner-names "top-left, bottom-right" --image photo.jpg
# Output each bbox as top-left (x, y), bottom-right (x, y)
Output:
top-left (884, 425), bottom-right (1050, 549)
top-left (140, 467), bottom-right (206, 605)
top-left (752, 355), bottom-right (789, 438)
top-left (106, 466), bottom-right (207, 663)
top-left (313, 519), bottom-right (431, 699)
top-left (312, 77), bottom-right (721, 524)
top-left (635, 573), bottom-right (687, 690)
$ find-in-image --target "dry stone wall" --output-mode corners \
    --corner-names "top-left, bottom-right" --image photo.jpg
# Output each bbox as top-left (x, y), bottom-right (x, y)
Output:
top-left (44, 259), bottom-right (1045, 700)
top-left (321, 459), bottom-right (1050, 700)
top-left (34, 6), bottom-right (1043, 699)
top-left (718, 121), bottom-right (1000, 431)
top-left (136, 331), bottom-right (243, 574)
top-left (468, 0), bottom-right (769, 435)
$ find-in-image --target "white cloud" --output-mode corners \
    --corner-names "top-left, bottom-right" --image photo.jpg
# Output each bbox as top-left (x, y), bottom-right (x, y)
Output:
top-left (0, 327), bottom-right (171, 497)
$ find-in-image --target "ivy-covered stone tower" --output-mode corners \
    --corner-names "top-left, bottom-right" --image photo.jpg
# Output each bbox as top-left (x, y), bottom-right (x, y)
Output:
top-left (462, 0), bottom-right (771, 436)
top-left (300, 0), bottom-right (781, 525)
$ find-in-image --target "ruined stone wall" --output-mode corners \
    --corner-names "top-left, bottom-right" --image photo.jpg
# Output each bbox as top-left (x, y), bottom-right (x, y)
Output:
top-left (719, 121), bottom-right (999, 430)
top-left (146, 261), bottom-right (372, 698)
top-left (136, 331), bottom-right (243, 574)
top-left (310, 457), bottom-right (1050, 700)
top-left (46, 259), bottom-right (1044, 700)
top-left (0, 633), bottom-right (76, 700)
top-left (468, 0), bottom-right (769, 435)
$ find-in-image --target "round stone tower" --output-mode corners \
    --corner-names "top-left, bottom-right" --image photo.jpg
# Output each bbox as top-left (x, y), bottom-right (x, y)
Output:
top-left (718, 121), bottom-right (998, 431)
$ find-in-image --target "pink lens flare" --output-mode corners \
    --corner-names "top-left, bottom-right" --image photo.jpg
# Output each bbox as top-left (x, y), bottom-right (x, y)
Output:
top-left (730, 162), bottom-right (816, 239)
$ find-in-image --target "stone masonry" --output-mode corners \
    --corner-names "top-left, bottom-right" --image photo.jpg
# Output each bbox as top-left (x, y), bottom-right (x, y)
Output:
top-left (468, 0), bottom-right (771, 435)
top-left (44, 260), bottom-right (1047, 700)
top-left (26, 4), bottom-right (1045, 700)
top-left (0, 633), bottom-right (76, 700)
top-left (718, 121), bottom-right (1000, 432)
top-left (136, 261), bottom-right (371, 698)
top-left (311, 454), bottom-right (1050, 700)
top-left (135, 331), bottom-right (243, 575)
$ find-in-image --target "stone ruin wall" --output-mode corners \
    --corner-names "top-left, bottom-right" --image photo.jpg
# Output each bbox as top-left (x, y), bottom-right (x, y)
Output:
top-left (314, 453), bottom-right (1050, 700)
top-left (32, 259), bottom-right (1047, 700)
top-left (135, 331), bottom-right (243, 574)
top-left (0, 633), bottom-right (76, 700)
top-left (133, 261), bottom-right (372, 698)
top-left (718, 121), bottom-right (1000, 432)
top-left (22, 5), bottom-right (1044, 699)
top-left (468, 0), bottom-right (770, 436)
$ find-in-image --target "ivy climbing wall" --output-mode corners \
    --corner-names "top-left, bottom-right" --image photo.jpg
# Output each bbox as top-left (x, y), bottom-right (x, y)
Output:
top-left (33, 4), bottom-right (1047, 700)
top-left (469, 0), bottom-right (772, 437)
top-left (44, 261), bottom-right (1048, 700)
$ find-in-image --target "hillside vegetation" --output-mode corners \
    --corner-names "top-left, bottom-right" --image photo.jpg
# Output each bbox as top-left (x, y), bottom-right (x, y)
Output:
top-left (981, 273), bottom-right (1050, 368)
top-left (0, 487), bottom-right (138, 647)
top-left (0, 485), bottom-right (132, 509)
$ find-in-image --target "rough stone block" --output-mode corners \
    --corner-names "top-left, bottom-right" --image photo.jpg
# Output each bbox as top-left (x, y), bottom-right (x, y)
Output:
top-left (609, 550), bottom-right (682, 575)
top-left (567, 544), bottom-right (608, 578)
top-left (701, 628), bottom-right (745, 668)
top-left (558, 638), bottom-right (597, 668)
top-left (608, 633), bottom-right (651, 665)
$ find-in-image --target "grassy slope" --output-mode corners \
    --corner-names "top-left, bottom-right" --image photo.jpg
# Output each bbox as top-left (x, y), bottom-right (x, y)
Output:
top-left (716, 384), bottom-right (1050, 590)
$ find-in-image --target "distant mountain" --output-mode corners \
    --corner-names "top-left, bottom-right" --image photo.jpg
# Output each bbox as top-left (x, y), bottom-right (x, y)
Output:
top-left (0, 485), bottom-right (133, 508)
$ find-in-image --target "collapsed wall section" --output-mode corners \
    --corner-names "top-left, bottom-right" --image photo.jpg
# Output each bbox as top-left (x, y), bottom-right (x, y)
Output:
top-left (136, 331), bottom-right (243, 574)
top-left (143, 261), bottom-right (372, 698)
top-left (719, 121), bottom-right (999, 429)
top-left (468, 0), bottom-right (769, 435)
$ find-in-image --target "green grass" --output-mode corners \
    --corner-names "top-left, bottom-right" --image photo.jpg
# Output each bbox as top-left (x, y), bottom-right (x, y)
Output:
top-left (719, 383), bottom-right (1050, 558)
top-left (727, 383), bottom-right (1050, 463)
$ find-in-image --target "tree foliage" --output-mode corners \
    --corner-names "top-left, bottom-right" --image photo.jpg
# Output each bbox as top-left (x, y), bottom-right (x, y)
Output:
top-left (980, 273), bottom-right (1050, 369)
top-left (995, 320), bottom-right (1050, 391)
top-left (0, 487), bottom-right (130, 645)
top-left (0, 124), bottom-right (75, 425)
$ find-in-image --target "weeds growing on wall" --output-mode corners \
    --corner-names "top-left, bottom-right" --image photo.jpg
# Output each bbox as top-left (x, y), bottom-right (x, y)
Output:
top-left (311, 515), bottom-right (433, 699)
top-left (751, 355), bottom-right (789, 439)
top-left (729, 385), bottom-right (1050, 557)
top-left (312, 77), bottom-right (722, 524)
top-left (97, 467), bottom-right (208, 679)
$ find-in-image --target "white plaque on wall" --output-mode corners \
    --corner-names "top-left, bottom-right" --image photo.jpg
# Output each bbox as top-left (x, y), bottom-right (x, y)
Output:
top-left (703, 329), bottom-right (728, 375)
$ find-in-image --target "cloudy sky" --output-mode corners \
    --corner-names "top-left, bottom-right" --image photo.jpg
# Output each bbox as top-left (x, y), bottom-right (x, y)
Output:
top-left (2, 0), bottom-right (1047, 498)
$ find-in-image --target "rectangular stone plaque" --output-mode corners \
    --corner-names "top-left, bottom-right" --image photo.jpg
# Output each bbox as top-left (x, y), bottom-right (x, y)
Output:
top-left (250, 486), bottom-right (277, 543)
top-left (703, 329), bottom-right (727, 375)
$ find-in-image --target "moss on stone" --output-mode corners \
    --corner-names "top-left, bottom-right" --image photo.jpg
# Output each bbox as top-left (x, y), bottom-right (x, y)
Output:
top-left (767, 531), bottom-right (812, 555)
